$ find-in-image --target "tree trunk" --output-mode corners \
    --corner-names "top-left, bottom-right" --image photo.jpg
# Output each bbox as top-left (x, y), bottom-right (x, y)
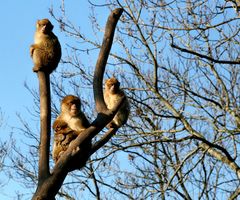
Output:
top-left (32, 8), bottom-right (123, 200)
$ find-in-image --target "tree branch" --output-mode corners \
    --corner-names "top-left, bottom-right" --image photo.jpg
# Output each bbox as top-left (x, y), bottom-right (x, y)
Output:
top-left (32, 8), bottom-right (123, 200)
top-left (93, 8), bottom-right (123, 112)
top-left (91, 128), bottom-right (118, 153)
top-left (170, 34), bottom-right (240, 65)
top-left (229, 187), bottom-right (240, 200)
top-left (37, 72), bottom-right (51, 184)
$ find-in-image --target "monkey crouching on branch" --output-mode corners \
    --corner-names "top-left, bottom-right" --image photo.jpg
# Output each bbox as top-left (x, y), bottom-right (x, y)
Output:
top-left (52, 95), bottom-right (91, 169)
top-left (30, 18), bottom-right (61, 74)
top-left (104, 77), bottom-right (130, 128)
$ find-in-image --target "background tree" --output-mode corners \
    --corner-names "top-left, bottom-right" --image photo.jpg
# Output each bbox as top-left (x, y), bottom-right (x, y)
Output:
top-left (6, 0), bottom-right (240, 199)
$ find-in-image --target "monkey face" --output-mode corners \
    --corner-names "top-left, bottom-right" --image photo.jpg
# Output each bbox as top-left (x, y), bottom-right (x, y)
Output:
top-left (105, 77), bottom-right (120, 94)
top-left (61, 95), bottom-right (81, 117)
top-left (37, 19), bottom-right (54, 34)
top-left (69, 103), bottom-right (79, 116)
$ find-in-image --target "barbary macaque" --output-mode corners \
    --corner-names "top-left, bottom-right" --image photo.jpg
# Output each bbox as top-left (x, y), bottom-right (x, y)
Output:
top-left (52, 95), bottom-right (91, 164)
top-left (104, 77), bottom-right (130, 128)
top-left (30, 18), bottom-right (61, 74)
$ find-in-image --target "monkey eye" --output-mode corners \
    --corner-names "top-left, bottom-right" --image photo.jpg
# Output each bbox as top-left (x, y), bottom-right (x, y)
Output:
top-left (75, 102), bottom-right (80, 107)
top-left (69, 100), bottom-right (80, 107)
top-left (66, 101), bottom-right (73, 106)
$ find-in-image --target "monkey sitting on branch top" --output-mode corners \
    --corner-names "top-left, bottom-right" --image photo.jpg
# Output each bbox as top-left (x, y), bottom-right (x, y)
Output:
top-left (52, 95), bottom-right (91, 169)
top-left (104, 77), bottom-right (130, 128)
top-left (30, 18), bottom-right (61, 74)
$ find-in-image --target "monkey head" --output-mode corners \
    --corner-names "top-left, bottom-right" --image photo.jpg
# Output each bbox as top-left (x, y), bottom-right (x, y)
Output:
top-left (36, 18), bottom-right (54, 34)
top-left (61, 95), bottom-right (81, 117)
top-left (105, 77), bottom-right (120, 94)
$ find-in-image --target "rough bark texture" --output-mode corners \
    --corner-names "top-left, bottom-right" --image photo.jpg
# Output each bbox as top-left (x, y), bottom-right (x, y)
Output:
top-left (37, 72), bottom-right (51, 183)
top-left (32, 8), bottom-right (123, 200)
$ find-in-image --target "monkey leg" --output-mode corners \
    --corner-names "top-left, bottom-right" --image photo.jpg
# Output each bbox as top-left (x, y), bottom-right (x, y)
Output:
top-left (32, 48), bottom-right (48, 72)
top-left (54, 133), bottom-right (65, 142)
top-left (52, 142), bottom-right (64, 163)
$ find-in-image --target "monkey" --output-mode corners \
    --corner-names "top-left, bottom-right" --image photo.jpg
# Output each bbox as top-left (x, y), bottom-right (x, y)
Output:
top-left (52, 95), bottom-right (91, 166)
top-left (30, 18), bottom-right (61, 74)
top-left (52, 123), bottom-right (79, 163)
top-left (104, 77), bottom-right (130, 128)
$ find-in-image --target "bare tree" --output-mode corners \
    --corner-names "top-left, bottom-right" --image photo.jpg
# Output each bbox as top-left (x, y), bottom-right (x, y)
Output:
top-left (50, 1), bottom-right (240, 199)
top-left (5, 1), bottom-right (240, 200)
top-left (31, 8), bottom-right (123, 200)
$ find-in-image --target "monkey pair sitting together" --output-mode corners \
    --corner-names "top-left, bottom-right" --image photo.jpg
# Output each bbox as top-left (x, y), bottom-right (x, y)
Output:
top-left (52, 95), bottom-right (91, 163)
top-left (30, 19), bottom-right (130, 166)
top-left (52, 77), bottom-right (130, 164)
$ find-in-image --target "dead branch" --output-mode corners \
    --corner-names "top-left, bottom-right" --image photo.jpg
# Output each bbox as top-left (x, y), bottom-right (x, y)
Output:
top-left (170, 34), bottom-right (240, 65)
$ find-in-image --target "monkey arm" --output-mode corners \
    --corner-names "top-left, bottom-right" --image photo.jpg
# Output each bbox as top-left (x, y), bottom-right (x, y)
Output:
top-left (53, 119), bottom-right (79, 143)
top-left (54, 129), bottom-right (79, 155)
top-left (61, 133), bottom-right (78, 146)
top-left (30, 44), bottom-right (36, 57)
top-left (54, 133), bottom-right (65, 143)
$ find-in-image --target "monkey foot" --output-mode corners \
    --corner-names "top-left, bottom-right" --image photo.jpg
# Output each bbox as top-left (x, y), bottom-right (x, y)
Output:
top-left (32, 66), bottom-right (41, 72)
top-left (107, 122), bottom-right (118, 129)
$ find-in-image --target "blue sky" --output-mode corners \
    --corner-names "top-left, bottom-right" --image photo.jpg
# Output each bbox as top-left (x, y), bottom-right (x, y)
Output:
top-left (0, 0), bottom-right (105, 131)
top-left (0, 0), bottom-right (93, 136)
top-left (0, 1), bottom-right (95, 199)
top-left (0, 1), bottom-right (54, 137)
top-left (0, 2), bottom-right (52, 198)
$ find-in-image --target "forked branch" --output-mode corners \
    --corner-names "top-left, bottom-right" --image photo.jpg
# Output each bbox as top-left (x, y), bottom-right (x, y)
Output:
top-left (94, 8), bottom-right (123, 112)
top-left (32, 8), bottom-right (123, 200)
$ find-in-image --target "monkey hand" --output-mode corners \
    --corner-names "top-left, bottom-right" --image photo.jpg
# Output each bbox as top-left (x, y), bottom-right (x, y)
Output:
top-left (54, 133), bottom-right (66, 142)
top-left (61, 133), bottom-right (77, 146)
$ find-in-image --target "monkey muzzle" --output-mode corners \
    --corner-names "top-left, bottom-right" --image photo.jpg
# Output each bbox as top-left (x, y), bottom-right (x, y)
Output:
top-left (70, 108), bottom-right (78, 116)
top-left (41, 26), bottom-right (47, 33)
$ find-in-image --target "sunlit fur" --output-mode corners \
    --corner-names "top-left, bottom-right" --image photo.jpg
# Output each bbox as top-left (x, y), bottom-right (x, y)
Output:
top-left (52, 95), bottom-right (90, 163)
top-left (104, 77), bottom-right (130, 128)
top-left (30, 18), bottom-right (61, 74)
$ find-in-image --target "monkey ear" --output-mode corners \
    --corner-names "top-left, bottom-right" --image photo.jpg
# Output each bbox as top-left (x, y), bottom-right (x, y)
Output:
top-left (48, 23), bottom-right (54, 31)
top-left (113, 77), bottom-right (120, 87)
top-left (36, 20), bottom-right (40, 27)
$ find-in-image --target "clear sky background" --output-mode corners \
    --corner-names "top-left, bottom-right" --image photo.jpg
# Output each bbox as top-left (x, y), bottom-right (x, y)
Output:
top-left (0, 1), bottom-right (97, 199)
top-left (0, 1), bottom-right (47, 132)
top-left (0, 1), bottom-right (238, 200)
top-left (0, 0), bottom-right (90, 129)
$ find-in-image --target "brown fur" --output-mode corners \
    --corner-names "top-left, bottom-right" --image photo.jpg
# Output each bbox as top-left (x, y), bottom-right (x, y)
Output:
top-left (52, 95), bottom-right (91, 163)
top-left (104, 77), bottom-right (130, 128)
top-left (30, 19), bottom-right (61, 74)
